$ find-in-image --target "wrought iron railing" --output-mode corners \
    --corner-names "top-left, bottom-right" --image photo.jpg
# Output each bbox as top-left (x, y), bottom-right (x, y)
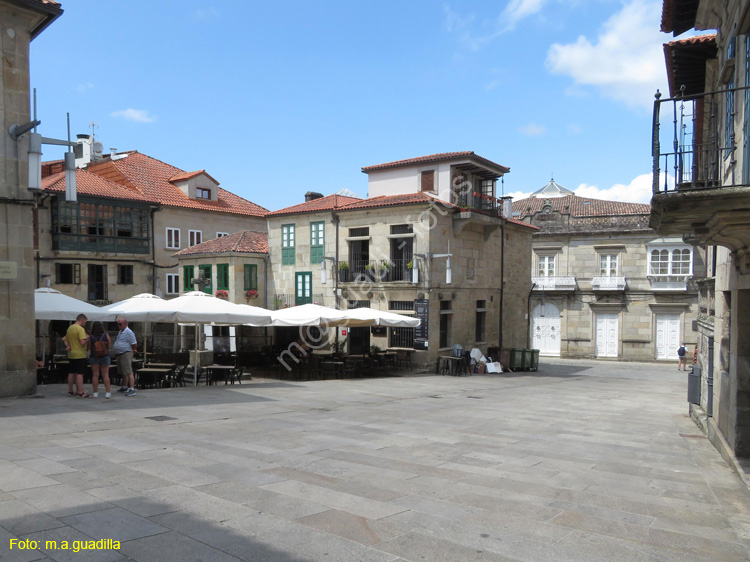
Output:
top-left (652, 85), bottom-right (750, 194)
top-left (452, 191), bottom-right (512, 218)
top-left (342, 259), bottom-right (415, 283)
top-left (591, 276), bottom-right (626, 291)
top-left (531, 276), bottom-right (576, 291)
top-left (272, 294), bottom-right (325, 309)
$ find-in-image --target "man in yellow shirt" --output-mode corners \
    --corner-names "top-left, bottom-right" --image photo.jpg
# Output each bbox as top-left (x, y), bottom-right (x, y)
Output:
top-left (63, 314), bottom-right (90, 397)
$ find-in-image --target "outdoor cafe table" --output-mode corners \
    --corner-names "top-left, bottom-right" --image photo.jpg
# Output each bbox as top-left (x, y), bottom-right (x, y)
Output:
top-left (204, 364), bottom-right (234, 385)
top-left (135, 367), bottom-right (172, 389)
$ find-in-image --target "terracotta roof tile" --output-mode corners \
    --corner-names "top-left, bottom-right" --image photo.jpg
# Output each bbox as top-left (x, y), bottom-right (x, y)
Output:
top-left (362, 151), bottom-right (509, 174)
top-left (266, 194), bottom-right (362, 217)
top-left (42, 169), bottom-right (154, 202)
top-left (512, 195), bottom-right (651, 218)
top-left (86, 152), bottom-right (267, 217)
top-left (169, 169), bottom-right (219, 185)
top-left (172, 230), bottom-right (268, 256)
top-left (337, 192), bottom-right (455, 211)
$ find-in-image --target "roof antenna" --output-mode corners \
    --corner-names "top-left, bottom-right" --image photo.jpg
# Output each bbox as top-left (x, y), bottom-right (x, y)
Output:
top-left (88, 121), bottom-right (98, 140)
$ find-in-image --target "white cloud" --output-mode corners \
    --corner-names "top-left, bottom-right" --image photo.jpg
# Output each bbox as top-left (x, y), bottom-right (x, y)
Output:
top-left (567, 123), bottom-right (582, 134)
top-left (500, 0), bottom-right (547, 32)
top-left (519, 123), bottom-right (546, 136)
top-left (76, 83), bottom-right (94, 93)
top-left (545, 0), bottom-right (666, 110)
top-left (111, 108), bottom-right (156, 123)
top-left (508, 189), bottom-right (534, 202)
top-left (573, 173), bottom-right (654, 203)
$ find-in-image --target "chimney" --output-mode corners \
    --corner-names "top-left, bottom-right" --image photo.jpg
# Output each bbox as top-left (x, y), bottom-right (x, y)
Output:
top-left (305, 191), bottom-right (324, 202)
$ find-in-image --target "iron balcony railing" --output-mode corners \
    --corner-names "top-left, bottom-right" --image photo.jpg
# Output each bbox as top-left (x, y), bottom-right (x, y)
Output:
top-left (452, 191), bottom-right (513, 218)
top-left (341, 259), bottom-right (416, 283)
top-left (591, 276), bottom-right (626, 291)
top-left (652, 85), bottom-right (750, 194)
top-left (531, 276), bottom-right (576, 291)
top-left (273, 294), bottom-right (325, 309)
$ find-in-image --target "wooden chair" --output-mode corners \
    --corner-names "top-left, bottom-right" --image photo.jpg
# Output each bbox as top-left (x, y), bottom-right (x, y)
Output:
top-left (225, 366), bottom-right (244, 385)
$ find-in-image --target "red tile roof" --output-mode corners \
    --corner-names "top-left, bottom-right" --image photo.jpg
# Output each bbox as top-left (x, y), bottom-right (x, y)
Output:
top-left (362, 151), bottom-right (510, 174)
top-left (169, 169), bottom-right (220, 185)
top-left (266, 194), bottom-right (362, 217)
top-left (337, 192), bottom-right (455, 211)
top-left (172, 230), bottom-right (268, 256)
top-left (42, 169), bottom-right (154, 203)
top-left (86, 152), bottom-right (267, 217)
top-left (512, 195), bottom-right (651, 218)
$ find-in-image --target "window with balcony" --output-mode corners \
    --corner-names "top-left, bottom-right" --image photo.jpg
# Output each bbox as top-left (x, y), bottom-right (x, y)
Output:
top-left (389, 224), bottom-right (413, 281)
top-left (532, 251), bottom-right (575, 291)
top-left (647, 244), bottom-right (693, 290)
top-left (537, 255), bottom-right (555, 277)
top-left (593, 253), bottom-right (625, 291)
top-left (282, 224), bottom-right (295, 265)
top-left (310, 222), bottom-right (324, 264)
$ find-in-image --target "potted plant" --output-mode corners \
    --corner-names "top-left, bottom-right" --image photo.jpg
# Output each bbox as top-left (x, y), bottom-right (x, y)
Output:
top-left (369, 344), bottom-right (382, 356)
top-left (364, 263), bottom-right (377, 282)
top-left (379, 261), bottom-right (391, 281)
top-left (273, 295), bottom-right (284, 310)
top-left (338, 261), bottom-right (349, 282)
top-left (245, 289), bottom-right (258, 299)
top-left (215, 289), bottom-right (228, 299)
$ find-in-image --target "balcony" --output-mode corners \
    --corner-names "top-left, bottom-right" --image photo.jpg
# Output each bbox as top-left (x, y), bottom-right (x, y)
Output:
top-left (340, 259), bottom-right (417, 284)
top-left (273, 294), bottom-right (325, 309)
top-left (649, 275), bottom-right (690, 292)
top-left (531, 276), bottom-right (576, 291)
top-left (650, 86), bottom-right (750, 256)
top-left (591, 276), bottom-right (626, 291)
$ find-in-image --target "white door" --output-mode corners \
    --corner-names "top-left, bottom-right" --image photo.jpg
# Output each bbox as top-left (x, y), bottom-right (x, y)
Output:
top-left (595, 313), bottom-right (618, 357)
top-left (655, 314), bottom-right (680, 360)
top-left (532, 303), bottom-right (561, 356)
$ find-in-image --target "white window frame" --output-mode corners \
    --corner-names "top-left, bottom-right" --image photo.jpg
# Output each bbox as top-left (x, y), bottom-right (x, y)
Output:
top-left (166, 228), bottom-right (180, 249)
top-left (599, 253), bottom-right (618, 277)
top-left (166, 273), bottom-right (179, 295)
top-left (189, 230), bottom-right (202, 247)
top-left (537, 254), bottom-right (555, 277)
top-left (216, 232), bottom-right (229, 238)
top-left (647, 245), bottom-right (693, 277)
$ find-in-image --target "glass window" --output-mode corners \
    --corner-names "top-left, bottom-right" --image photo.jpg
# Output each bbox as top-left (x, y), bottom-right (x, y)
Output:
top-left (189, 230), bottom-right (202, 247)
top-left (166, 274), bottom-right (179, 295)
top-left (217, 264), bottom-right (229, 291)
top-left (295, 272), bottom-right (312, 305)
top-left (216, 232), bottom-right (229, 238)
top-left (166, 228), bottom-right (180, 249)
top-left (310, 222), bottom-right (324, 264)
top-left (196, 187), bottom-right (211, 199)
top-left (117, 264), bottom-right (134, 285)
top-left (537, 255), bottom-right (555, 277)
top-left (599, 254), bottom-right (618, 276)
top-left (244, 264), bottom-right (258, 291)
top-left (648, 246), bottom-right (693, 276)
top-left (282, 224), bottom-right (295, 265)
top-left (199, 264), bottom-right (212, 294)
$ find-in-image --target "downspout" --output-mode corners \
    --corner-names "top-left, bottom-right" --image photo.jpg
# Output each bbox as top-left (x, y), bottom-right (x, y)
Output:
top-left (526, 282), bottom-right (536, 348)
top-left (498, 221), bottom-right (505, 349)
top-left (263, 254), bottom-right (269, 310)
top-left (150, 207), bottom-right (157, 295)
top-left (332, 210), bottom-right (340, 309)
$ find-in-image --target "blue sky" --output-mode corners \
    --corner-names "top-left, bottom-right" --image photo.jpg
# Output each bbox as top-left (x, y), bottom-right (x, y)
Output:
top-left (31, 0), bottom-right (671, 209)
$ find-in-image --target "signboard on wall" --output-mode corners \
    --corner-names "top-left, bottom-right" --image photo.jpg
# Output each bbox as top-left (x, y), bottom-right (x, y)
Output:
top-left (414, 298), bottom-right (429, 350)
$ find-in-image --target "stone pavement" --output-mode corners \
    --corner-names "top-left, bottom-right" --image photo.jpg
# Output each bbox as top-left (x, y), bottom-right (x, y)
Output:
top-left (1, 359), bottom-right (750, 562)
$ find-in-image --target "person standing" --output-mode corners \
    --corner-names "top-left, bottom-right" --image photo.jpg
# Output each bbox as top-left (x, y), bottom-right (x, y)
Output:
top-left (89, 321), bottom-right (112, 398)
top-left (677, 343), bottom-right (688, 371)
top-left (113, 317), bottom-right (138, 396)
top-left (62, 314), bottom-right (90, 398)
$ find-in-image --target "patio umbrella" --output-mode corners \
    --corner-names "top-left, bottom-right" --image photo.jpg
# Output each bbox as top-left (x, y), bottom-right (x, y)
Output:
top-left (34, 288), bottom-right (113, 321)
top-left (270, 303), bottom-right (349, 327)
top-left (338, 307), bottom-right (420, 328)
top-left (102, 293), bottom-right (176, 322)
top-left (168, 292), bottom-right (272, 325)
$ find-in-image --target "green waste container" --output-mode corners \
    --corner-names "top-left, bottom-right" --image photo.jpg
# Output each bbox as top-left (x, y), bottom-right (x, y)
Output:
top-left (521, 349), bottom-right (531, 371)
top-left (509, 348), bottom-right (524, 371)
top-left (529, 349), bottom-right (540, 371)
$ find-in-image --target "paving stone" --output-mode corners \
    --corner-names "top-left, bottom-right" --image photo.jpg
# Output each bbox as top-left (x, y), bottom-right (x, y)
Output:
top-left (59, 507), bottom-right (168, 543)
top-left (0, 461), bottom-right (62, 492)
top-left (0, 500), bottom-right (66, 535)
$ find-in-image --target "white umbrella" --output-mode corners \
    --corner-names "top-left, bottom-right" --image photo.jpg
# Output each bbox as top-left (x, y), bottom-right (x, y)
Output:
top-left (339, 307), bottom-right (420, 328)
top-left (270, 303), bottom-right (349, 327)
top-left (34, 288), bottom-right (113, 321)
top-left (102, 293), bottom-right (176, 322)
top-left (168, 291), bottom-right (272, 325)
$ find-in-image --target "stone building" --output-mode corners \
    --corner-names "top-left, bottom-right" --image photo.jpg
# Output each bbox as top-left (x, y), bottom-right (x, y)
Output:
top-left (654, 0), bottom-right (750, 459)
top-left (266, 152), bottom-right (536, 366)
top-left (0, 0), bottom-right (62, 397)
top-left (513, 183), bottom-right (702, 361)
top-left (38, 141), bottom-right (267, 305)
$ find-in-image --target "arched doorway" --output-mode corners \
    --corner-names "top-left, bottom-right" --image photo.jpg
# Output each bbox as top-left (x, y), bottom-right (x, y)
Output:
top-left (532, 302), bottom-right (561, 356)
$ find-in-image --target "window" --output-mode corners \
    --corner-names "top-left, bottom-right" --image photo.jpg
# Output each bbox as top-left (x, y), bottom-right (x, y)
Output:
top-left (537, 255), bottom-right (555, 277)
top-left (310, 222), bottom-right (324, 264)
top-left (217, 263), bottom-right (229, 291)
top-left (183, 265), bottom-right (194, 291)
top-left (117, 265), bottom-right (134, 285)
top-left (599, 254), bottom-right (618, 277)
top-left (282, 224), bottom-right (295, 265)
top-left (390, 327), bottom-right (414, 348)
top-left (421, 170), bottom-right (435, 192)
top-left (295, 272), bottom-right (312, 305)
top-left (726, 79), bottom-right (735, 158)
top-left (439, 300), bottom-right (452, 348)
top-left (55, 263), bottom-right (80, 284)
top-left (216, 232), bottom-right (229, 238)
top-left (244, 264), bottom-right (258, 291)
top-left (189, 230), bottom-right (202, 247)
top-left (475, 300), bottom-right (487, 342)
top-left (196, 187), bottom-right (211, 200)
top-left (199, 264), bottom-right (212, 294)
top-left (87, 264), bottom-right (107, 301)
top-left (166, 273), bottom-right (179, 295)
top-left (166, 228), bottom-right (180, 249)
top-left (51, 198), bottom-right (149, 254)
top-left (648, 247), bottom-right (693, 276)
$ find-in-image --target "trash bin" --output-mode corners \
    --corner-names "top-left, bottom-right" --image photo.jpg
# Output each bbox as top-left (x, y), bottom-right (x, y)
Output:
top-left (521, 349), bottom-right (531, 371)
top-left (499, 348), bottom-right (511, 371)
top-left (509, 348), bottom-right (524, 371)
top-left (688, 365), bottom-right (701, 405)
top-left (529, 349), bottom-right (540, 371)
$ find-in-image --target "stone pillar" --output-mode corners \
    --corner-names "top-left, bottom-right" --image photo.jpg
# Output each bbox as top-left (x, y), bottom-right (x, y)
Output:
top-left (730, 289), bottom-right (750, 456)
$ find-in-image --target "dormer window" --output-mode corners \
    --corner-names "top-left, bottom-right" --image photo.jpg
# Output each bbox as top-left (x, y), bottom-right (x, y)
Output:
top-left (196, 187), bottom-right (211, 200)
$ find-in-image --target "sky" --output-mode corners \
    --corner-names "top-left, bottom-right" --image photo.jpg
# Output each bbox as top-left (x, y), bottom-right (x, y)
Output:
top-left (30, 0), bottom-right (675, 210)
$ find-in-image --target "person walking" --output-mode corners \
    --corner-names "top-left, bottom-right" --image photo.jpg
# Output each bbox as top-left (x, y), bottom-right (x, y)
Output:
top-left (62, 313), bottom-right (90, 398)
top-left (89, 321), bottom-right (112, 398)
top-left (678, 343), bottom-right (688, 371)
top-left (113, 317), bottom-right (138, 396)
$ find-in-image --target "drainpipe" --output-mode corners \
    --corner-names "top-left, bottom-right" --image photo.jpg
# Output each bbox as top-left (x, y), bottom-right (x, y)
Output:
top-left (149, 207), bottom-right (157, 295)
top-left (526, 282), bottom-right (536, 348)
top-left (498, 221), bottom-right (505, 349)
top-left (332, 210), bottom-right (340, 309)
